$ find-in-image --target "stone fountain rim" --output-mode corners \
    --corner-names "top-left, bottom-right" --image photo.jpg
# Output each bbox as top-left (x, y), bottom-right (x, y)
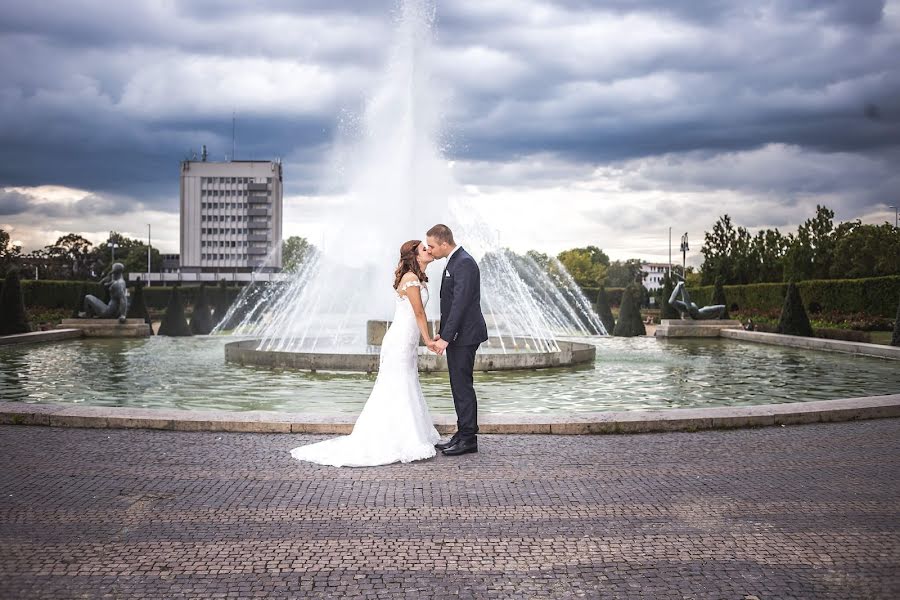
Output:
top-left (1, 394), bottom-right (897, 435)
top-left (222, 337), bottom-right (597, 373)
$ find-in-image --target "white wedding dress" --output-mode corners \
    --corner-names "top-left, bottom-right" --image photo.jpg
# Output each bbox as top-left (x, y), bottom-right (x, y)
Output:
top-left (290, 280), bottom-right (440, 467)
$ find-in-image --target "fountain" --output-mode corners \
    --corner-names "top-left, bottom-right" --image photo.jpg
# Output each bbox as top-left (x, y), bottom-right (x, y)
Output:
top-left (218, 0), bottom-right (603, 372)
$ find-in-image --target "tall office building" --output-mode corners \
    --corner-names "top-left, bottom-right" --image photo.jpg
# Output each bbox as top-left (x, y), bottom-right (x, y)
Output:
top-left (179, 157), bottom-right (283, 273)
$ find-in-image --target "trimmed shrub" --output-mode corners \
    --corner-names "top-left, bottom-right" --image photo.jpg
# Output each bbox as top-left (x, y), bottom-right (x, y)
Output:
top-left (0, 270), bottom-right (29, 335)
top-left (712, 276), bottom-right (729, 319)
top-left (158, 285), bottom-right (193, 336)
top-left (660, 274), bottom-right (679, 320)
top-left (126, 279), bottom-right (153, 334)
top-left (214, 279), bottom-right (232, 326)
top-left (892, 295), bottom-right (900, 347)
top-left (595, 286), bottom-right (616, 334)
top-left (777, 282), bottom-right (813, 337)
top-left (688, 275), bottom-right (900, 318)
top-left (190, 284), bottom-right (215, 335)
top-left (613, 286), bottom-right (646, 337)
top-left (71, 283), bottom-right (88, 318)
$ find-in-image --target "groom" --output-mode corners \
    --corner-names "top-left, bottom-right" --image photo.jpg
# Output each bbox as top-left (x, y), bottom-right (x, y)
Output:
top-left (426, 224), bottom-right (488, 456)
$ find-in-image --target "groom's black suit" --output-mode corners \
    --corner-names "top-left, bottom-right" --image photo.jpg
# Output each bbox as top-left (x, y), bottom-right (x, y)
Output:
top-left (439, 247), bottom-right (488, 443)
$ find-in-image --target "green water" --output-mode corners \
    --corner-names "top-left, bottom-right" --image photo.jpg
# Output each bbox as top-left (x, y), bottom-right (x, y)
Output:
top-left (0, 336), bottom-right (897, 414)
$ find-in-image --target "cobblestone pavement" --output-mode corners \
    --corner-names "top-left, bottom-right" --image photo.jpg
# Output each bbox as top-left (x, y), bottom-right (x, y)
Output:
top-left (1, 420), bottom-right (899, 599)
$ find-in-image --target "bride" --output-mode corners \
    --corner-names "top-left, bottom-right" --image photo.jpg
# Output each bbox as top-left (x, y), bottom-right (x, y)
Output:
top-left (290, 240), bottom-right (441, 467)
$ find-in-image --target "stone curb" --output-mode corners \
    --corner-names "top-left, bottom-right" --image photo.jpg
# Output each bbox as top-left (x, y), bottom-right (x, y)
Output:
top-left (720, 329), bottom-right (900, 360)
top-left (0, 329), bottom-right (83, 346)
top-left (1, 394), bottom-right (897, 435)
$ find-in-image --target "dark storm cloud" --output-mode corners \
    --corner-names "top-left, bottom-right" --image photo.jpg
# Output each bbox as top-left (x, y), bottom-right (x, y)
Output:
top-left (0, 0), bottom-right (898, 242)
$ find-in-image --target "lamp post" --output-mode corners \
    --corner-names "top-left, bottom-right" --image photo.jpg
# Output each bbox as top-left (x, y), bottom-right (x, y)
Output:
top-left (890, 205), bottom-right (898, 229)
top-left (680, 232), bottom-right (689, 278)
top-left (147, 224), bottom-right (152, 286)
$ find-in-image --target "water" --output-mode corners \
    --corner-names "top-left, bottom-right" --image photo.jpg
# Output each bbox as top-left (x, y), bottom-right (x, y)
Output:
top-left (2, 337), bottom-right (897, 414)
top-left (215, 0), bottom-right (605, 353)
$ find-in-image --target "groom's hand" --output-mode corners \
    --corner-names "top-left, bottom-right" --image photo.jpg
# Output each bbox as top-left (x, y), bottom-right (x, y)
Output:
top-left (433, 338), bottom-right (449, 355)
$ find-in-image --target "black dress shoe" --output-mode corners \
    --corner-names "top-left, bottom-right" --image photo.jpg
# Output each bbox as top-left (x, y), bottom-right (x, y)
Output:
top-left (441, 438), bottom-right (478, 456)
top-left (435, 436), bottom-right (460, 451)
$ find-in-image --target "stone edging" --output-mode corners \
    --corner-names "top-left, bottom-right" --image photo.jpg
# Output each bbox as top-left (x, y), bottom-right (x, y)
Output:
top-left (720, 329), bottom-right (900, 360)
top-left (1, 394), bottom-right (897, 435)
top-left (0, 329), bottom-right (82, 346)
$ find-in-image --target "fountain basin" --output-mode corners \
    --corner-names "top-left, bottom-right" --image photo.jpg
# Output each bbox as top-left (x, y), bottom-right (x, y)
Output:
top-left (224, 338), bottom-right (596, 373)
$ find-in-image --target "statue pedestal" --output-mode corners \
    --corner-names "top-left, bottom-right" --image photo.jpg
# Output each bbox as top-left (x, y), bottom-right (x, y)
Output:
top-left (655, 319), bottom-right (743, 338)
top-left (58, 319), bottom-right (151, 338)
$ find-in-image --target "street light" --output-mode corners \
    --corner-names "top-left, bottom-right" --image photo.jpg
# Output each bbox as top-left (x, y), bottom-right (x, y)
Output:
top-left (680, 232), bottom-right (689, 278)
top-left (890, 205), bottom-right (898, 229)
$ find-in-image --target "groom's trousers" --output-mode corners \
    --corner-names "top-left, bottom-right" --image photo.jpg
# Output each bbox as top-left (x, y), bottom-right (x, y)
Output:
top-left (446, 343), bottom-right (480, 441)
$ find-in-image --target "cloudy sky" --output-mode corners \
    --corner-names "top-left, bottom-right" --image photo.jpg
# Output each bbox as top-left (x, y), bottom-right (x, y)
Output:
top-left (1, 0), bottom-right (898, 265)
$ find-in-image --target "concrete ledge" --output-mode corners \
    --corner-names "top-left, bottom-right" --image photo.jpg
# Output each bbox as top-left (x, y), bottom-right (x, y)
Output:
top-left (225, 338), bottom-right (597, 373)
top-left (0, 329), bottom-right (83, 346)
top-left (1, 394), bottom-right (897, 435)
top-left (57, 318), bottom-right (151, 338)
top-left (721, 328), bottom-right (900, 360)
top-left (655, 319), bottom-right (743, 338)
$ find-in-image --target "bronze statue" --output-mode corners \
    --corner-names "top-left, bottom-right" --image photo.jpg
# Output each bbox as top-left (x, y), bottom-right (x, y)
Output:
top-left (81, 263), bottom-right (128, 323)
top-left (669, 277), bottom-right (725, 320)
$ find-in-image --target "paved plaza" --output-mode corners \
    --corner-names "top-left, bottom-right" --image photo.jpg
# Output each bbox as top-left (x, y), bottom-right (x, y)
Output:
top-left (1, 419), bottom-right (898, 599)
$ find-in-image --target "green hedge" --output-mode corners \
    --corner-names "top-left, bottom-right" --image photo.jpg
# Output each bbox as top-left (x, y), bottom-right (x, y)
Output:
top-left (688, 275), bottom-right (900, 317)
top-left (6, 280), bottom-right (244, 311)
top-left (584, 286), bottom-right (625, 308)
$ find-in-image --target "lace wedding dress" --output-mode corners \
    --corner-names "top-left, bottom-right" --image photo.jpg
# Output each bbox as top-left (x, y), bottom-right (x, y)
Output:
top-left (290, 280), bottom-right (440, 467)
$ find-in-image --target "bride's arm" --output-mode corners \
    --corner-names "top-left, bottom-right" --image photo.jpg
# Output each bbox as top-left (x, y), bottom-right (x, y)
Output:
top-left (402, 279), bottom-right (432, 346)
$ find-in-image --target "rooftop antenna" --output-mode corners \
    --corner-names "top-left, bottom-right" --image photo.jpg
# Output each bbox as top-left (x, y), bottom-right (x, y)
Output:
top-left (201, 144), bottom-right (208, 162)
top-left (231, 110), bottom-right (236, 162)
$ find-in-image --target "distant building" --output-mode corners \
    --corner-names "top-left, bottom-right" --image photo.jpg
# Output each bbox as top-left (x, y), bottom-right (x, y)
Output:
top-left (642, 262), bottom-right (671, 292)
top-left (179, 157), bottom-right (283, 274)
top-left (161, 254), bottom-right (180, 273)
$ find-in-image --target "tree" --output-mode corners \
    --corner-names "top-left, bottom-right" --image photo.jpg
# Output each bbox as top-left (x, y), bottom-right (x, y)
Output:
top-left (659, 272), bottom-right (679, 320)
top-left (612, 286), bottom-right (646, 337)
top-left (0, 269), bottom-right (29, 335)
top-left (0, 229), bottom-right (23, 277)
top-left (557, 248), bottom-right (608, 290)
top-left (712, 276), bottom-right (729, 319)
top-left (189, 284), bottom-right (214, 335)
top-left (88, 231), bottom-right (144, 277)
top-left (44, 234), bottom-right (94, 280)
top-left (122, 245), bottom-right (163, 278)
top-left (829, 223), bottom-right (900, 279)
top-left (777, 282), bottom-right (813, 337)
top-left (282, 236), bottom-right (318, 273)
top-left (158, 286), bottom-right (193, 336)
top-left (605, 259), bottom-right (644, 288)
top-left (595, 286), bottom-right (615, 334)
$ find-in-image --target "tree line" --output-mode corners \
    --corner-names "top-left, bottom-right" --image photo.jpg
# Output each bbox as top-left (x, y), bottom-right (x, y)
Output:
top-left (700, 205), bottom-right (900, 285)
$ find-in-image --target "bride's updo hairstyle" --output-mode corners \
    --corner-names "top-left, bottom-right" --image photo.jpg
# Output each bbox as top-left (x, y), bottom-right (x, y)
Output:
top-left (393, 240), bottom-right (429, 290)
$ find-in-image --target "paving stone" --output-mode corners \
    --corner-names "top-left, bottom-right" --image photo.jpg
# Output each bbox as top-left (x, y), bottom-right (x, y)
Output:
top-left (0, 421), bottom-right (898, 598)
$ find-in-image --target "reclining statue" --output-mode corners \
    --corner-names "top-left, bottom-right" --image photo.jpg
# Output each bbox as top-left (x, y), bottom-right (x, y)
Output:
top-left (81, 263), bottom-right (128, 323)
top-left (668, 277), bottom-right (725, 320)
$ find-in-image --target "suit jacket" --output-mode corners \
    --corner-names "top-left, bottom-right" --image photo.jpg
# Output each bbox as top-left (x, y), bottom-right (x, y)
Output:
top-left (439, 247), bottom-right (489, 346)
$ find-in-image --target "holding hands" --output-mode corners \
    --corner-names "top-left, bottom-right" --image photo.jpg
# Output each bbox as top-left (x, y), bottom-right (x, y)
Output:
top-left (429, 334), bottom-right (449, 355)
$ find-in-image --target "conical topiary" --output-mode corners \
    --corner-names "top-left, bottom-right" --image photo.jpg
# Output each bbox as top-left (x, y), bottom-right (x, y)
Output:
top-left (71, 282), bottom-right (88, 318)
top-left (126, 278), bottom-right (154, 334)
top-left (777, 281), bottom-right (813, 337)
top-left (213, 279), bottom-right (231, 327)
top-left (891, 293), bottom-right (900, 347)
top-left (613, 285), bottom-right (646, 337)
top-left (158, 285), bottom-right (193, 336)
top-left (660, 273), bottom-right (679, 320)
top-left (712, 275), bottom-right (729, 319)
top-left (596, 286), bottom-right (615, 334)
top-left (0, 269), bottom-right (29, 335)
top-left (190, 284), bottom-right (214, 335)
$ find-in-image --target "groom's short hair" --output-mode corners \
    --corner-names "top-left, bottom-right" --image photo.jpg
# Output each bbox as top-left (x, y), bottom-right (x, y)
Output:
top-left (427, 224), bottom-right (455, 245)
